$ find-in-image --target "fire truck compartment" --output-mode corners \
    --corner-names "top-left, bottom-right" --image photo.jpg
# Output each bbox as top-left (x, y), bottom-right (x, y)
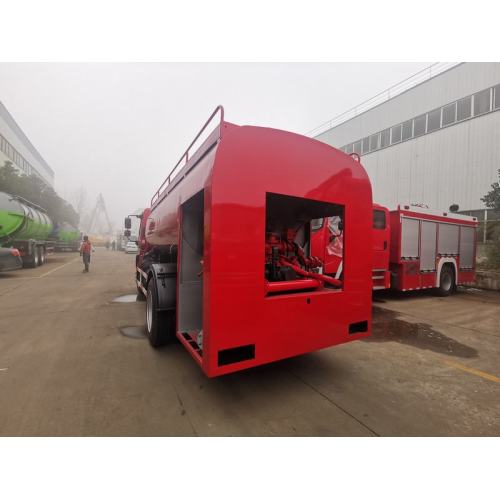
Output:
top-left (179, 190), bottom-right (204, 334)
top-left (265, 192), bottom-right (344, 293)
top-left (142, 109), bottom-right (374, 377)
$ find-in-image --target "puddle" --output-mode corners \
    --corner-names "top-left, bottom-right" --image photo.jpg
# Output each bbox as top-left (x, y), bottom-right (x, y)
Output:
top-left (113, 294), bottom-right (138, 303)
top-left (120, 326), bottom-right (147, 339)
top-left (366, 307), bottom-right (478, 358)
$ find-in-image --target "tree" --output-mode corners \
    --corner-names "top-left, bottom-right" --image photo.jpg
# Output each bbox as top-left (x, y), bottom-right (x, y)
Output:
top-left (481, 169), bottom-right (500, 269)
top-left (481, 169), bottom-right (500, 210)
top-left (0, 160), bottom-right (79, 227)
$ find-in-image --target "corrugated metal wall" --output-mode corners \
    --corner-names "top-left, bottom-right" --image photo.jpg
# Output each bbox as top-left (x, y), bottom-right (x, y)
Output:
top-left (315, 63), bottom-right (500, 211)
top-left (361, 112), bottom-right (500, 210)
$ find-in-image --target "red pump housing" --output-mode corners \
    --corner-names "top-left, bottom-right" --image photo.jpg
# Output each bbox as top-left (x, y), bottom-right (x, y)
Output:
top-left (132, 106), bottom-right (373, 377)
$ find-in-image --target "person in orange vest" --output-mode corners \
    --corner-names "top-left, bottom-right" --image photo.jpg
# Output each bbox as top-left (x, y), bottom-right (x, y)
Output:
top-left (80, 235), bottom-right (93, 273)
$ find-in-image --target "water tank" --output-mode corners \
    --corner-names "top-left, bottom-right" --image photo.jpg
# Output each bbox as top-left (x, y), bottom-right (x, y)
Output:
top-left (0, 191), bottom-right (53, 242)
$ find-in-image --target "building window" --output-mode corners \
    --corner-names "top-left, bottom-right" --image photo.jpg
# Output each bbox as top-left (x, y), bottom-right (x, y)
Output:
top-left (495, 85), bottom-right (500, 110)
top-left (413, 114), bottom-right (426, 137)
top-left (473, 88), bottom-right (491, 116)
top-left (457, 96), bottom-right (472, 121)
top-left (369, 133), bottom-right (380, 152)
top-left (442, 102), bottom-right (457, 126)
top-left (326, 83), bottom-right (500, 158)
top-left (380, 128), bottom-right (390, 148)
top-left (362, 137), bottom-right (370, 154)
top-left (391, 124), bottom-right (402, 144)
top-left (402, 120), bottom-right (413, 141)
top-left (427, 108), bottom-right (441, 132)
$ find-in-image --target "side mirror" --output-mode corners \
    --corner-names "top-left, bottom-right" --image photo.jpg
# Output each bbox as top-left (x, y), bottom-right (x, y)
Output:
top-left (124, 229), bottom-right (131, 237)
top-left (124, 217), bottom-right (132, 229)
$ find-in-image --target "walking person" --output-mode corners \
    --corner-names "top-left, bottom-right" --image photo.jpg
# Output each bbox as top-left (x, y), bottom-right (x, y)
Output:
top-left (111, 240), bottom-right (116, 251)
top-left (80, 235), bottom-right (92, 273)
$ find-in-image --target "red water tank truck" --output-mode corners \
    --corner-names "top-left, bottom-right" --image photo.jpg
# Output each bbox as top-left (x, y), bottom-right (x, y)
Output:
top-left (125, 106), bottom-right (373, 377)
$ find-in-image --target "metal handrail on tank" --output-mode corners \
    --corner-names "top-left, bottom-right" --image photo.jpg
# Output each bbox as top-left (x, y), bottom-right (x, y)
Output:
top-left (151, 105), bottom-right (225, 206)
top-left (8, 193), bottom-right (48, 213)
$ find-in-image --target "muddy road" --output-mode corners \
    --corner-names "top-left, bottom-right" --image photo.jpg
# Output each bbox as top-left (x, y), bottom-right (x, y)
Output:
top-left (0, 249), bottom-right (499, 436)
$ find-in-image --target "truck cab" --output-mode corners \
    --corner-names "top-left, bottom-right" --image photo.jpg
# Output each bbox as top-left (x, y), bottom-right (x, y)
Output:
top-left (372, 204), bottom-right (391, 289)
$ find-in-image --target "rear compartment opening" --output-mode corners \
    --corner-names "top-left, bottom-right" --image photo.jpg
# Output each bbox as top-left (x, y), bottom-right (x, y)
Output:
top-left (179, 190), bottom-right (204, 351)
top-left (265, 193), bottom-right (344, 296)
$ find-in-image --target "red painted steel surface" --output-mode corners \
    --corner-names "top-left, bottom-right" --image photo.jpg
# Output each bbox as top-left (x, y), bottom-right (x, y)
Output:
top-left (387, 207), bottom-right (478, 291)
top-left (144, 118), bottom-right (373, 377)
top-left (372, 204), bottom-right (391, 289)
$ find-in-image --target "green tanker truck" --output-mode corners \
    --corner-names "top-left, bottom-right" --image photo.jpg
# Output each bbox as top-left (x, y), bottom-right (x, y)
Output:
top-left (52, 222), bottom-right (82, 252)
top-left (0, 190), bottom-right (55, 268)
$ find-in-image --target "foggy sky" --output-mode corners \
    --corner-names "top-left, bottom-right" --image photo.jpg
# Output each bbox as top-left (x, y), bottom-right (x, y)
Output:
top-left (0, 63), bottom-right (430, 228)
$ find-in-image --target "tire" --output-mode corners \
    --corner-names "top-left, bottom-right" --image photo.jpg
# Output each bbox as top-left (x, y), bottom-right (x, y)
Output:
top-left (37, 246), bottom-right (45, 266)
top-left (435, 264), bottom-right (455, 296)
top-left (25, 248), bottom-right (39, 268)
top-left (145, 279), bottom-right (176, 347)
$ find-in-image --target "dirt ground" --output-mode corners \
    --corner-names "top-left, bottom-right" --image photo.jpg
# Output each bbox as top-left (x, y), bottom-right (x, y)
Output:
top-left (0, 248), bottom-right (499, 436)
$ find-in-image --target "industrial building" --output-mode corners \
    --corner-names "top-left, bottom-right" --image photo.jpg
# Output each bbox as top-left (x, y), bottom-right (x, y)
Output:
top-left (0, 100), bottom-right (54, 187)
top-left (313, 62), bottom-right (500, 214)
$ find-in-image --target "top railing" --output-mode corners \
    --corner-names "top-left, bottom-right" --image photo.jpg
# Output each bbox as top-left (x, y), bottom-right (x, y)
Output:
top-left (151, 105), bottom-right (225, 206)
top-left (306, 62), bottom-right (460, 138)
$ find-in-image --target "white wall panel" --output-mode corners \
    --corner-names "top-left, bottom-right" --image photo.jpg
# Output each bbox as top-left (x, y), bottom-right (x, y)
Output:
top-left (345, 112), bottom-right (500, 211)
top-left (0, 103), bottom-right (54, 186)
top-left (316, 63), bottom-right (500, 211)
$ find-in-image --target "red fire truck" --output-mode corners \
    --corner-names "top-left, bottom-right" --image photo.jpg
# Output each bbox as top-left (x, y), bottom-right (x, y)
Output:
top-left (125, 106), bottom-right (373, 377)
top-left (312, 203), bottom-right (478, 295)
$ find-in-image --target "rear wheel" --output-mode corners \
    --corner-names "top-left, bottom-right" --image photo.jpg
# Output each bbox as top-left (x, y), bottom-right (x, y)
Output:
top-left (37, 246), bottom-right (45, 266)
top-left (26, 248), bottom-right (39, 268)
top-left (146, 279), bottom-right (176, 347)
top-left (436, 264), bottom-right (455, 296)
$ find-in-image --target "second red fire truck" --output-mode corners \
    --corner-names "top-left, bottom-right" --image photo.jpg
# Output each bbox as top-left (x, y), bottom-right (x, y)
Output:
top-left (311, 203), bottom-right (478, 296)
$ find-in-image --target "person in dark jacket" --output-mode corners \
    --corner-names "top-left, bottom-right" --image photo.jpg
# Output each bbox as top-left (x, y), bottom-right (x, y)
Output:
top-left (80, 235), bottom-right (92, 273)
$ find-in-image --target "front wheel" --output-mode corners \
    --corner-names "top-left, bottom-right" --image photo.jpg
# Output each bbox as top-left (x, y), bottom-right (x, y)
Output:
top-left (435, 264), bottom-right (455, 296)
top-left (146, 280), bottom-right (176, 347)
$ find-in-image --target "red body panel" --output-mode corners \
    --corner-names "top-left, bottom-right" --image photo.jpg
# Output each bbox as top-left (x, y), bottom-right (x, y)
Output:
top-left (143, 120), bottom-right (373, 377)
top-left (372, 204), bottom-right (391, 289)
top-left (386, 207), bottom-right (478, 291)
